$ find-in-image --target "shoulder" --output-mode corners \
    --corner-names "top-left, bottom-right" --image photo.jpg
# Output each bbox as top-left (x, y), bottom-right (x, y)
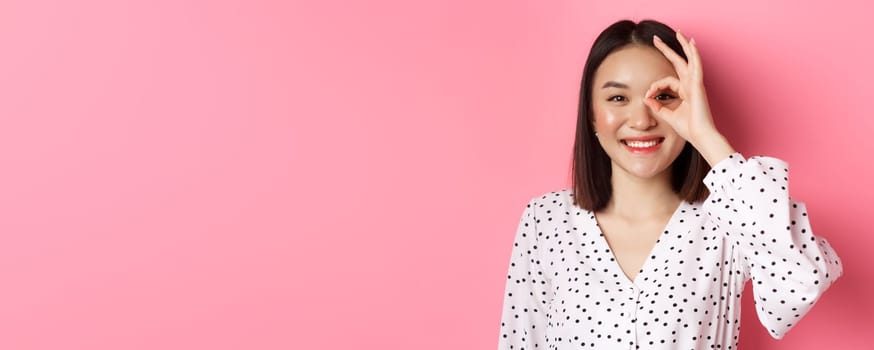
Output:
top-left (523, 188), bottom-right (584, 214)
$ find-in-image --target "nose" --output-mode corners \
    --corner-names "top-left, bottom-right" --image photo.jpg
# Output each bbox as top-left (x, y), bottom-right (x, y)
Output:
top-left (627, 100), bottom-right (657, 130)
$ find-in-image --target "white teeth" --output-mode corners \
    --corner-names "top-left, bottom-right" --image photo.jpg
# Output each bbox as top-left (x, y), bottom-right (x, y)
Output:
top-left (624, 139), bottom-right (660, 148)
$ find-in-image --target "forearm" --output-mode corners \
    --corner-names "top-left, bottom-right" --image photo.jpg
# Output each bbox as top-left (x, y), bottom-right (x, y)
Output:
top-left (690, 129), bottom-right (736, 167)
top-left (702, 154), bottom-right (843, 338)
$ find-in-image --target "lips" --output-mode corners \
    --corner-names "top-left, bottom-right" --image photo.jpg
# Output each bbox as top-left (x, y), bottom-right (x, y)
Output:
top-left (620, 137), bottom-right (664, 153)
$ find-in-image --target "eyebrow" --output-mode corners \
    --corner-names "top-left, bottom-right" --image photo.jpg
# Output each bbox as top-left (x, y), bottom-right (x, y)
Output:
top-left (601, 81), bottom-right (629, 89)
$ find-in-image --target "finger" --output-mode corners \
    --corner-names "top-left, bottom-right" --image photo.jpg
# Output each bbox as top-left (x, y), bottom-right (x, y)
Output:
top-left (644, 94), bottom-right (671, 119)
top-left (675, 30), bottom-right (694, 63)
top-left (688, 37), bottom-right (704, 80)
top-left (652, 35), bottom-right (688, 79)
top-left (676, 31), bottom-right (706, 83)
top-left (644, 93), bottom-right (680, 125)
top-left (645, 76), bottom-right (683, 120)
top-left (645, 76), bottom-right (682, 100)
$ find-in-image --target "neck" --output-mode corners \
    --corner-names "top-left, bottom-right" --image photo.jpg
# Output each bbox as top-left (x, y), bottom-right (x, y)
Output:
top-left (603, 164), bottom-right (682, 220)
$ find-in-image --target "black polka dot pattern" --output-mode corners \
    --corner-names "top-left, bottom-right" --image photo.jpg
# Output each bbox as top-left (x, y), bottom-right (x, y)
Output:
top-left (498, 153), bottom-right (842, 350)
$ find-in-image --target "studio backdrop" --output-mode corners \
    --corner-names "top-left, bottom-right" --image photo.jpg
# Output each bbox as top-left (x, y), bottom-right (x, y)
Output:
top-left (0, 0), bottom-right (870, 349)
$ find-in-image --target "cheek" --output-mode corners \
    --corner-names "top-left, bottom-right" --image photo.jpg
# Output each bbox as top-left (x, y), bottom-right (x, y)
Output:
top-left (593, 103), bottom-right (622, 130)
top-left (671, 140), bottom-right (688, 154)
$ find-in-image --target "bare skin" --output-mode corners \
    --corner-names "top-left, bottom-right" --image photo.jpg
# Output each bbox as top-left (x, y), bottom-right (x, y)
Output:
top-left (591, 31), bottom-right (735, 282)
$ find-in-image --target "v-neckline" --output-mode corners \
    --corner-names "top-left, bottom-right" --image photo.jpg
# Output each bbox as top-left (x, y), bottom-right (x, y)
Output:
top-left (588, 200), bottom-right (687, 287)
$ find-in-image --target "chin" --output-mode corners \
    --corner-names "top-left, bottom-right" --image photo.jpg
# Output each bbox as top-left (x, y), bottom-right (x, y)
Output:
top-left (612, 156), bottom-right (675, 180)
top-left (628, 166), bottom-right (671, 179)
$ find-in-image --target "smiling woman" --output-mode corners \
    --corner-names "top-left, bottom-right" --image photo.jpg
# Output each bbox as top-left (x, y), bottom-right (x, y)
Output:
top-left (497, 19), bottom-right (843, 350)
top-left (592, 45), bottom-right (688, 190)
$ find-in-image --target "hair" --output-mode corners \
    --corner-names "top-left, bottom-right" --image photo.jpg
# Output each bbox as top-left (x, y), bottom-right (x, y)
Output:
top-left (571, 19), bottom-right (711, 211)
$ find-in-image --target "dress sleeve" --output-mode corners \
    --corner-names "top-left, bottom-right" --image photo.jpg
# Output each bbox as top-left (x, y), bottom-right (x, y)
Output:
top-left (498, 197), bottom-right (553, 350)
top-left (701, 153), bottom-right (843, 339)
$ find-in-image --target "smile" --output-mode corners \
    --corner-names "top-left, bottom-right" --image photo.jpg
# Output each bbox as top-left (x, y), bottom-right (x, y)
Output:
top-left (620, 137), bottom-right (664, 153)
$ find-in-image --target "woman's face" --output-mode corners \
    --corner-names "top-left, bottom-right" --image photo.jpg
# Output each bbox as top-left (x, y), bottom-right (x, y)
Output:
top-left (591, 44), bottom-right (687, 181)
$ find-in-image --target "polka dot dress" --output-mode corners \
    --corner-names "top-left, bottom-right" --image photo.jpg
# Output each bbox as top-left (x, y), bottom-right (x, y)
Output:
top-left (498, 153), bottom-right (842, 350)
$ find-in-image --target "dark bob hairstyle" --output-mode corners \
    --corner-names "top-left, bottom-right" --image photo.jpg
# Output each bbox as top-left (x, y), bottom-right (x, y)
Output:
top-left (571, 19), bottom-right (711, 211)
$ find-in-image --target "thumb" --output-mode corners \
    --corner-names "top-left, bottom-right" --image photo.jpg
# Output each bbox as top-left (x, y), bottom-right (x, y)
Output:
top-left (645, 76), bottom-right (681, 121)
top-left (644, 96), bottom-right (671, 120)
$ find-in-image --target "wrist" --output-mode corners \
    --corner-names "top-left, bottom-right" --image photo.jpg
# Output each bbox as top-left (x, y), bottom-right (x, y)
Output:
top-left (690, 130), bottom-right (735, 167)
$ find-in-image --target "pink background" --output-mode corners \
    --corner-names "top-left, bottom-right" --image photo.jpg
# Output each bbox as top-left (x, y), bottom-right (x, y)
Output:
top-left (0, 0), bottom-right (870, 349)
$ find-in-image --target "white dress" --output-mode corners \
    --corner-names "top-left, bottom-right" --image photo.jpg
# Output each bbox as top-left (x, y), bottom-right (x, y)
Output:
top-left (497, 153), bottom-right (842, 350)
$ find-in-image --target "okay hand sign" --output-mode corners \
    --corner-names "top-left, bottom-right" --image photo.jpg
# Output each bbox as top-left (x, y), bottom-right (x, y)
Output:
top-left (644, 31), bottom-right (718, 146)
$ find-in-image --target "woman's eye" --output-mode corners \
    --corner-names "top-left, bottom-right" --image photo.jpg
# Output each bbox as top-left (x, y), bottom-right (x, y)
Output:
top-left (654, 93), bottom-right (676, 101)
top-left (607, 95), bottom-right (626, 102)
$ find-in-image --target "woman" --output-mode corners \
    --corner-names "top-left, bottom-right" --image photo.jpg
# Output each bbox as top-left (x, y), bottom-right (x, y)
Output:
top-left (497, 19), bottom-right (842, 350)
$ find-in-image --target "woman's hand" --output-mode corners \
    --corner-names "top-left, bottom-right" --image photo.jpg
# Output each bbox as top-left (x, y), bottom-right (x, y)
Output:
top-left (644, 31), bottom-right (735, 167)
